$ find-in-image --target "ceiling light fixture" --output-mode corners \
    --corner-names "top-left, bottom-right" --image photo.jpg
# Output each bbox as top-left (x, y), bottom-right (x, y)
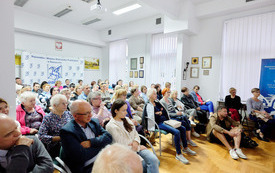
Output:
top-left (113, 4), bottom-right (141, 15)
top-left (14, 0), bottom-right (29, 7)
top-left (82, 18), bottom-right (101, 25)
top-left (90, 0), bottom-right (107, 13)
top-left (54, 6), bottom-right (73, 17)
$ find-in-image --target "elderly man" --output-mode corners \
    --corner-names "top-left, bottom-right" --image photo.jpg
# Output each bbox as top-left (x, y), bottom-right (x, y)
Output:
top-left (92, 143), bottom-right (143, 173)
top-left (206, 106), bottom-right (247, 160)
top-left (78, 84), bottom-right (91, 100)
top-left (60, 100), bottom-right (112, 173)
top-left (0, 114), bottom-right (53, 173)
top-left (87, 91), bottom-right (112, 127)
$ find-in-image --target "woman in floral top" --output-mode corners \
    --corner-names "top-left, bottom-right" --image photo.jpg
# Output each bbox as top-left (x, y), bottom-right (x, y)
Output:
top-left (38, 94), bottom-right (73, 159)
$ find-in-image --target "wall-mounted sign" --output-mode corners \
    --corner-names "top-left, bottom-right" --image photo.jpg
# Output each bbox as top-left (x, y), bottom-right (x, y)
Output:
top-left (55, 41), bottom-right (63, 51)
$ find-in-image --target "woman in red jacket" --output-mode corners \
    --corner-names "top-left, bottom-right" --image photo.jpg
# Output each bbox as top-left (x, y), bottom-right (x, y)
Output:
top-left (16, 91), bottom-right (45, 135)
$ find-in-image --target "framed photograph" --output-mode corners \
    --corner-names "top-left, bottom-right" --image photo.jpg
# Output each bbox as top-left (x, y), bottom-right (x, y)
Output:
top-left (202, 56), bottom-right (212, 69)
top-left (191, 57), bottom-right (199, 64)
top-left (130, 71), bottom-right (133, 78)
top-left (85, 58), bottom-right (100, 70)
top-left (130, 58), bottom-right (138, 70)
top-left (139, 70), bottom-right (144, 78)
top-left (134, 71), bottom-right (138, 78)
top-left (190, 67), bottom-right (199, 78)
top-left (140, 64), bottom-right (143, 69)
top-left (203, 70), bottom-right (209, 75)
top-left (140, 57), bottom-right (144, 64)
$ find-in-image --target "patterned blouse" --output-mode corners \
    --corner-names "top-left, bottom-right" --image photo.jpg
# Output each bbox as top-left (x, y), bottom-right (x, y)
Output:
top-left (24, 108), bottom-right (43, 130)
top-left (38, 111), bottom-right (73, 148)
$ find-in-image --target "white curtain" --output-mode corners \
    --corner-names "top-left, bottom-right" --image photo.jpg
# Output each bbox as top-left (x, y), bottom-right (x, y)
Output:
top-left (220, 12), bottom-right (275, 101)
top-left (109, 40), bottom-right (128, 85)
top-left (149, 33), bottom-right (178, 89)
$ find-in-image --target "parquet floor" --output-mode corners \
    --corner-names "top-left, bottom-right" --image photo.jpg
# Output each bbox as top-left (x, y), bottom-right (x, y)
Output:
top-left (156, 133), bottom-right (275, 173)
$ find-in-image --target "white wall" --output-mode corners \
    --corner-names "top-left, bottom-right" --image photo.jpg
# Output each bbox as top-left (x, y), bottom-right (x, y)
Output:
top-left (15, 31), bottom-right (106, 85)
top-left (183, 5), bottom-right (275, 107)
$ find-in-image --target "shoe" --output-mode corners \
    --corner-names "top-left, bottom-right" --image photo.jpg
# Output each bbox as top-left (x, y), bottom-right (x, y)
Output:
top-left (235, 148), bottom-right (247, 159)
top-left (182, 147), bottom-right (196, 155)
top-left (192, 131), bottom-right (200, 138)
top-left (256, 133), bottom-right (270, 142)
top-left (187, 140), bottom-right (197, 147)
top-left (190, 120), bottom-right (196, 127)
top-left (229, 149), bottom-right (239, 160)
top-left (176, 154), bottom-right (189, 164)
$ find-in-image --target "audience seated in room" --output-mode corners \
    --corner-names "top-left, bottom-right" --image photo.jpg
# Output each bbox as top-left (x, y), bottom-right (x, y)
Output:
top-left (160, 88), bottom-right (197, 147)
top-left (143, 88), bottom-right (196, 164)
top-left (60, 100), bottom-right (112, 173)
top-left (206, 106), bottom-right (247, 160)
top-left (54, 80), bottom-right (63, 90)
top-left (70, 84), bottom-right (83, 101)
top-left (38, 94), bottom-right (73, 159)
top-left (92, 143), bottom-right (143, 173)
top-left (92, 84), bottom-right (99, 93)
top-left (0, 114), bottom-right (54, 173)
top-left (78, 84), bottom-right (91, 101)
top-left (190, 85), bottom-right (214, 115)
top-left (63, 79), bottom-right (70, 88)
top-left (16, 91), bottom-right (45, 135)
top-left (78, 79), bottom-right (83, 86)
top-left (129, 88), bottom-right (145, 119)
top-left (60, 88), bottom-right (72, 111)
top-left (154, 84), bottom-right (163, 100)
top-left (99, 83), bottom-right (111, 104)
top-left (247, 88), bottom-right (275, 142)
top-left (69, 83), bottom-right (76, 94)
top-left (0, 98), bottom-right (21, 128)
top-left (87, 91), bottom-right (112, 127)
top-left (106, 99), bottom-right (160, 173)
top-left (32, 82), bottom-right (40, 93)
top-left (225, 87), bottom-right (242, 122)
top-left (140, 85), bottom-right (149, 103)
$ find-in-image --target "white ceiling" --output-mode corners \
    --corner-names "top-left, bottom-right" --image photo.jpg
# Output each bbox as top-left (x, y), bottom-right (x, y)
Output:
top-left (14, 0), bottom-right (160, 30)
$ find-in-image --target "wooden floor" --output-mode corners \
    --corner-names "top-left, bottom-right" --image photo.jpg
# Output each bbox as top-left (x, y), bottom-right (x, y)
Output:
top-left (153, 133), bottom-right (275, 173)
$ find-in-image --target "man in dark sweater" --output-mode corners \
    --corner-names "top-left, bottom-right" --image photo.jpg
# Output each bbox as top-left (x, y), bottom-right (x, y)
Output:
top-left (0, 114), bottom-right (53, 173)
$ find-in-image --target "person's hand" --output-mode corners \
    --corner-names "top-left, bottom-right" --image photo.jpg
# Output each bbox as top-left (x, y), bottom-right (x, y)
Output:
top-left (81, 140), bottom-right (91, 148)
top-left (196, 107), bottom-right (201, 111)
top-left (131, 119), bottom-right (138, 126)
top-left (129, 141), bottom-right (139, 152)
top-left (52, 136), bottom-right (61, 142)
top-left (30, 128), bottom-right (38, 134)
top-left (140, 145), bottom-right (147, 151)
top-left (15, 136), bottom-right (34, 147)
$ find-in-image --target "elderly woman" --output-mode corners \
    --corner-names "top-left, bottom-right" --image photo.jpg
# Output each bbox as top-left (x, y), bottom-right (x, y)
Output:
top-left (247, 88), bottom-right (275, 142)
top-left (38, 94), bottom-right (73, 158)
top-left (70, 84), bottom-right (83, 101)
top-left (140, 85), bottom-right (149, 103)
top-left (225, 87), bottom-right (242, 122)
top-left (106, 99), bottom-right (160, 173)
top-left (16, 91), bottom-right (45, 135)
top-left (144, 88), bottom-right (196, 164)
top-left (190, 85), bottom-right (214, 115)
top-left (129, 88), bottom-right (145, 119)
top-left (87, 91), bottom-right (112, 127)
top-left (100, 83), bottom-right (111, 104)
top-left (60, 88), bottom-right (71, 111)
top-left (160, 88), bottom-right (197, 146)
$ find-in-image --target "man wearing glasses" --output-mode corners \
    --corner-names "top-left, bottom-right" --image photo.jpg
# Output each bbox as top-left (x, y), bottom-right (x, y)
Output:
top-left (60, 100), bottom-right (112, 173)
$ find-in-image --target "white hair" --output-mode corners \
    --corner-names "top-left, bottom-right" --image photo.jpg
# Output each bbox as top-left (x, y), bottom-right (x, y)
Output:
top-left (69, 100), bottom-right (87, 115)
top-left (60, 88), bottom-right (70, 94)
top-left (50, 94), bottom-right (67, 108)
top-left (147, 88), bottom-right (157, 98)
top-left (92, 143), bottom-right (142, 173)
top-left (20, 91), bottom-right (37, 103)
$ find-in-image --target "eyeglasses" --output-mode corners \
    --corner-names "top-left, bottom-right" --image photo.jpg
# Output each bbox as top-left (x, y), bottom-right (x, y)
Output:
top-left (76, 111), bottom-right (92, 116)
top-left (92, 98), bottom-right (102, 100)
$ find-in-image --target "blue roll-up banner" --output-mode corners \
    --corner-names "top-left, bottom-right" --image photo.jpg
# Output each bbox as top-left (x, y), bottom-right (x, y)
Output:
top-left (259, 58), bottom-right (275, 114)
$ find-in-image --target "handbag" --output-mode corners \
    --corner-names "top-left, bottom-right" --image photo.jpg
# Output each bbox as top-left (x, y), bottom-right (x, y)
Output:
top-left (164, 119), bottom-right (181, 128)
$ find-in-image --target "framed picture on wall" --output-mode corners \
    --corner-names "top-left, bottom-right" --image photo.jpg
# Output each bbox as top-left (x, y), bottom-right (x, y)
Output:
top-left (134, 71), bottom-right (138, 78)
top-left (130, 71), bottom-right (133, 78)
top-left (190, 67), bottom-right (199, 78)
top-left (140, 57), bottom-right (144, 64)
top-left (130, 58), bottom-right (137, 70)
top-left (139, 70), bottom-right (144, 78)
top-left (202, 56), bottom-right (212, 69)
top-left (203, 70), bottom-right (209, 75)
top-left (191, 57), bottom-right (199, 64)
top-left (140, 64), bottom-right (143, 69)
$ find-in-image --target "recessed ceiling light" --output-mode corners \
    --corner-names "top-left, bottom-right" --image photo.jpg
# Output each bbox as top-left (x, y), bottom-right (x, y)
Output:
top-left (53, 6), bottom-right (73, 17)
top-left (113, 4), bottom-right (141, 15)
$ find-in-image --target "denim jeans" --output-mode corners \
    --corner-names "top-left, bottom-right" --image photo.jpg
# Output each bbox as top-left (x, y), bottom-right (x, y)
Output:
top-left (200, 101), bottom-right (214, 113)
top-left (249, 114), bottom-right (275, 137)
top-left (158, 123), bottom-right (187, 154)
top-left (172, 115), bottom-right (191, 131)
top-left (138, 149), bottom-right (160, 173)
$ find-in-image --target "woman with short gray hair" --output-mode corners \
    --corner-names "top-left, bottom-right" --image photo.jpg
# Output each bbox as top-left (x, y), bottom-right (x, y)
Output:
top-left (16, 91), bottom-right (45, 135)
top-left (38, 94), bottom-right (73, 158)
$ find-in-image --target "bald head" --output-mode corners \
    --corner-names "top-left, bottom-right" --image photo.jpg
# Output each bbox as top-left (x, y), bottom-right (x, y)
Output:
top-left (0, 114), bottom-right (21, 149)
top-left (70, 100), bottom-right (92, 127)
top-left (70, 100), bottom-right (90, 115)
top-left (92, 144), bottom-right (143, 173)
